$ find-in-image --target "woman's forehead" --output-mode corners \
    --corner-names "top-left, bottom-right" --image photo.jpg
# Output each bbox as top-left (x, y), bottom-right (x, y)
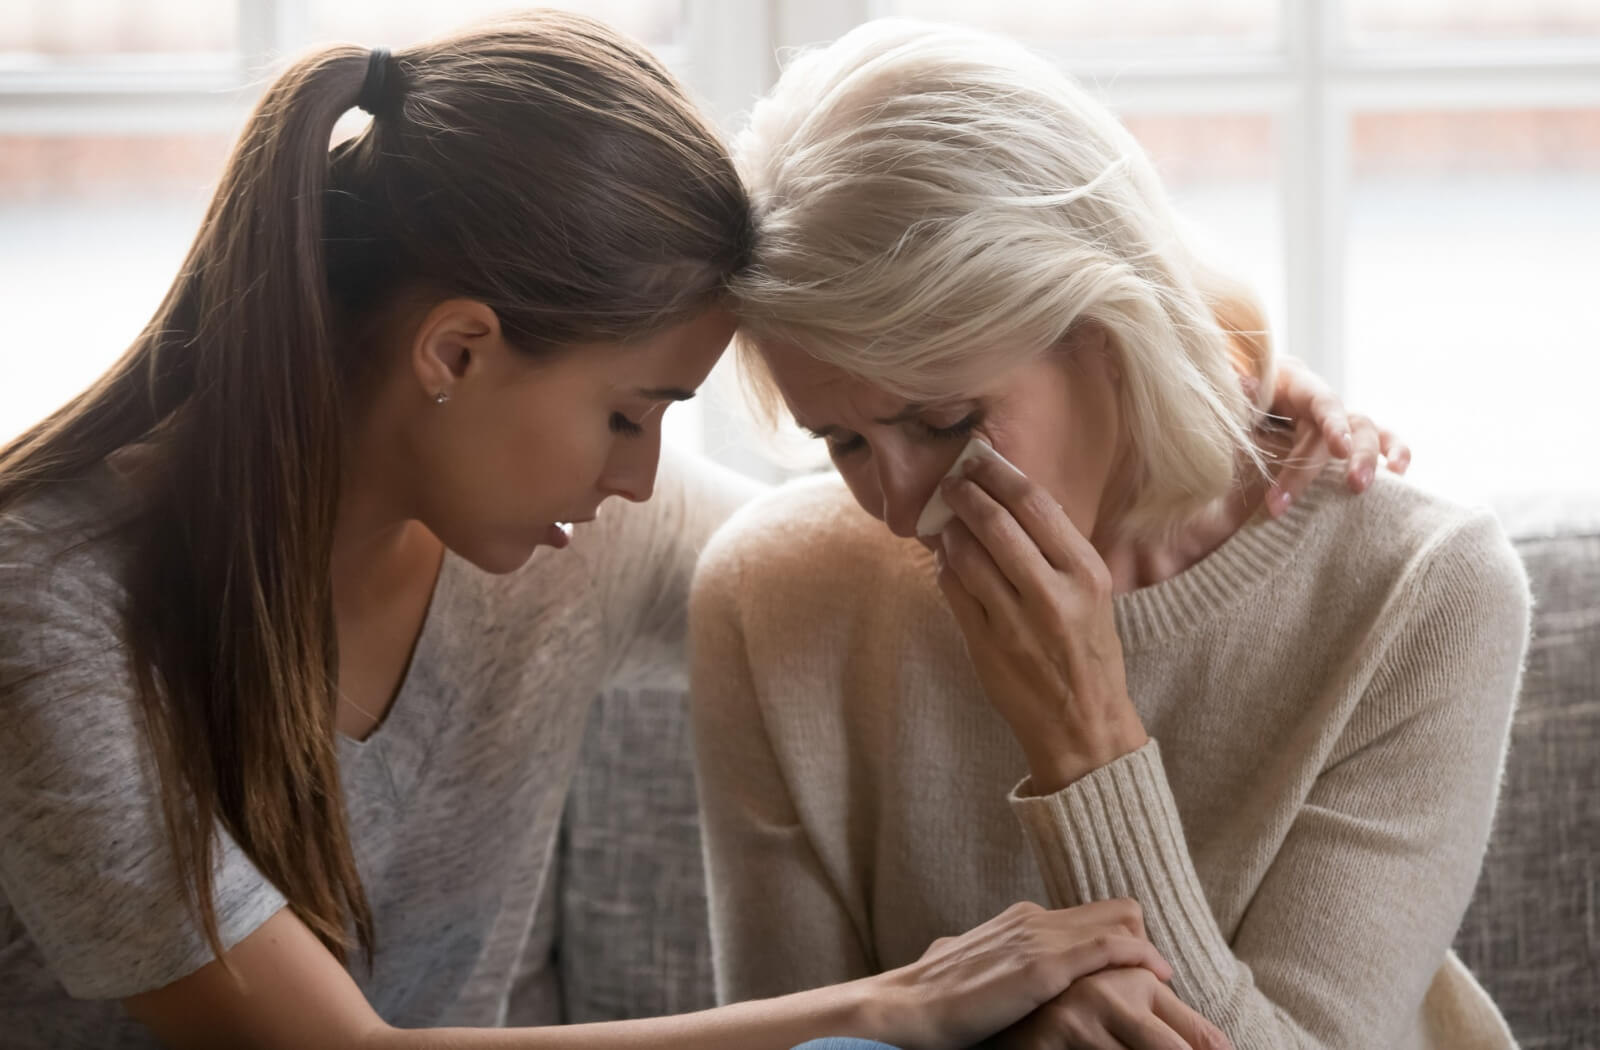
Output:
top-left (767, 352), bottom-right (898, 422)
top-left (763, 340), bottom-right (1019, 422)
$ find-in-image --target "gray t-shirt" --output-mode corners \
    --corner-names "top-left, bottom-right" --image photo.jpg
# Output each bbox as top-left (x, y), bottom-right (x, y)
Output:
top-left (0, 448), bottom-right (759, 1048)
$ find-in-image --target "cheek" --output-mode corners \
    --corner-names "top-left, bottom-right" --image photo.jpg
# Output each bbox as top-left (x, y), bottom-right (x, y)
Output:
top-left (528, 409), bottom-right (616, 485)
top-left (836, 462), bottom-right (884, 520)
top-left (979, 413), bottom-right (1108, 533)
top-left (833, 439), bottom-right (956, 529)
top-left (975, 417), bottom-right (1047, 482)
top-left (470, 393), bottom-right (610, 507)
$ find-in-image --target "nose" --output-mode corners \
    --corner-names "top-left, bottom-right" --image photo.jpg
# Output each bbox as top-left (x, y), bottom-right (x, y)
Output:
top-left (598, 428), bottom-right (661, 504)
top-left (876, 456), bottom-right (932, 539)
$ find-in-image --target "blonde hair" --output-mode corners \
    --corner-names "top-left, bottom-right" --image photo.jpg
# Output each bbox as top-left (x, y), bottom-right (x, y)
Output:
top-left (733, 18), bottom-right (1274, 537)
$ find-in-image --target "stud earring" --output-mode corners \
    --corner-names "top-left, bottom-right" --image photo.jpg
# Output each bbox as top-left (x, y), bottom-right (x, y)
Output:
top-left (434, 392), bottom-right (450, 405)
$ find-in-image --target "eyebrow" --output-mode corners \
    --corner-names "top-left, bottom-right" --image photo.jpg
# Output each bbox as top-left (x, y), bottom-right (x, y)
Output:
top-left (634, 387), bottom-right (697, 402)
top-left (800, 401), bottom-right (961, 439)
top-left (871, 404), bottom-right (926, 426)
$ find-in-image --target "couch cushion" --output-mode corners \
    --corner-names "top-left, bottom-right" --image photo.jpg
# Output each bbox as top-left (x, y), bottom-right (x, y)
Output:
top-left (1454, 498), bottom-right (1600, 1049)
top-left (548, 688), bottom-right (716, 1023)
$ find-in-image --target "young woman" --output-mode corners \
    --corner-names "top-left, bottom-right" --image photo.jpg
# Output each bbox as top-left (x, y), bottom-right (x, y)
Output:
top-left (692, 19), bottom-right (1522, 1050)
top-left (0, 11), bottom-right (1388, 1050)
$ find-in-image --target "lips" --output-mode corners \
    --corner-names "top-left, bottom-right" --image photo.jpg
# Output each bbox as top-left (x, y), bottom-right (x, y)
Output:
top-left (541, 512), bottom-right (601, 550)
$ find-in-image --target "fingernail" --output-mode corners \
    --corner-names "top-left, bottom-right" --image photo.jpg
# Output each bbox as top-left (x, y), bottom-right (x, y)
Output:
top-left (1273, 490), bottom-right (1293, 515)
top-left (1359, 467), bottom-right (1374, 489)
top-left (1339, 430), bottom-right (1353, 453)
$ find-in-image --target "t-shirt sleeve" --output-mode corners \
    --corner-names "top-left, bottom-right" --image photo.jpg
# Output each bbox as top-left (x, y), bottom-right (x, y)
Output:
top-left (0, 538), bottom-right (286, 1001)
top-left (594, 446), bottom-right (767, 692)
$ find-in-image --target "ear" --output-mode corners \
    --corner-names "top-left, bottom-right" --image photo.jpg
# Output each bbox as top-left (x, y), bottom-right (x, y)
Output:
top-left (408, 298), bottom-right (503, 400)
top-left (1057, 320), bottom-right (1119, 385)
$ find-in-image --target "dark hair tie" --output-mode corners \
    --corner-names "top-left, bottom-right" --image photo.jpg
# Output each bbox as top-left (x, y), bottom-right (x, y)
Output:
top-left (356, 47), bottom-right (394, 116)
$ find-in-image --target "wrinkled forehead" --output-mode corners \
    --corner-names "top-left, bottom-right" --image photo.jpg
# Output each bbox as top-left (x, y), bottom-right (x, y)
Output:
top-left (755, 337), bottom-right (1003, 424)
top-left (758, 342), bottom-right (905, 424)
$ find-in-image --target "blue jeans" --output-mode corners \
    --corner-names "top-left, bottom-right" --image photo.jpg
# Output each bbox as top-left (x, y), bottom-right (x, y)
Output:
top-left (790, 1042), bottom-right (905, 1050)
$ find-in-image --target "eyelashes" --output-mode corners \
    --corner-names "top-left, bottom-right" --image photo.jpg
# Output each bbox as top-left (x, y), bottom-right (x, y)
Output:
top-left (919, 412), bottom-right (982, 441)
top-left (610, 412), bottom-right (645, 436)
top-left (826, 433), bottom-right (867, 456)
top-left (826, 411), bottom-right (984, 457)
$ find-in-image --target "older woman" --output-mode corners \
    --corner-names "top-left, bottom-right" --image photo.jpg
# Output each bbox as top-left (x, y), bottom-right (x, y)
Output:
top-left (691, 19), bottom-right (1526, 1050)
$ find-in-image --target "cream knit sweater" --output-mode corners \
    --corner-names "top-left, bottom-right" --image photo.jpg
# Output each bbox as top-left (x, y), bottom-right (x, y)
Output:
top-left (690, 466), bottom-right (1530, 1049)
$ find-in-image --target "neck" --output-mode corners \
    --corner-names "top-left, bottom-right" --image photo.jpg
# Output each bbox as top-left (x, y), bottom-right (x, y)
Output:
top-left (1093, 460), bottom-right (1271, 595)
top-left (332, 486), bottom-right (417, 607)
top-left (332, 405), bottom-right (436, 615)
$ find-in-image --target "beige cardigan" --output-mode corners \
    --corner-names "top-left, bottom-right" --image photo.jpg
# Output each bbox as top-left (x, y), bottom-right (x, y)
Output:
top-left (690, 466), bottom-right (1529, 1049)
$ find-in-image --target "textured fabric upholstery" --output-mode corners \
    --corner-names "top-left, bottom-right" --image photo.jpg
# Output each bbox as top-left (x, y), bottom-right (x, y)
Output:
top-left (513, 690), bottom-right (715, 1026)
top-left (1454, 497), bottom-right (1600, 1048)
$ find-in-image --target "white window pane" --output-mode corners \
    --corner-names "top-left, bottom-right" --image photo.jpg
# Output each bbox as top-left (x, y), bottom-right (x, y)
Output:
top-left (0, 134), bottom-right (228, 443)
top-left (884, 0), bottom-right (1276, 45)
top-left (662, 394), bottom-right (705, 456)
top-left (1345, 0), bottom-right (1600, 42)
top-left (1345, 109), bottom-right (1600, 501)
top-left (0, 1), bottom-right (236, 56)
top-left (1122, 112), bottom-right (1285, 343)
top-left (309, 1), bottom-right (687, 50)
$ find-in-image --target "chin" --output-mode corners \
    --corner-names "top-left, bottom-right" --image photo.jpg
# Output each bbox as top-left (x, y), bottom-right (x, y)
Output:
top-left (454, 536), bottom-right (542, 576)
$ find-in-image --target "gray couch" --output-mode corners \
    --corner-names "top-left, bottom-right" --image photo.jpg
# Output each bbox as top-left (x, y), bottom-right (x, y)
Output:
top-left (516, 496), bottom-right (1600, 1048)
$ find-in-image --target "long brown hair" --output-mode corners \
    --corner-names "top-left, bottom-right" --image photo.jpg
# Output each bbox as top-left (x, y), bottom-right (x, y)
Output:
top-left (0, 12), bottom-right (750, 967)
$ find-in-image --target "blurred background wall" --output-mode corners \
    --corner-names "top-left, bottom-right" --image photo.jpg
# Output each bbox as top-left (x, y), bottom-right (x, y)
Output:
top-left (2, 0), bottom-right (1596, 500)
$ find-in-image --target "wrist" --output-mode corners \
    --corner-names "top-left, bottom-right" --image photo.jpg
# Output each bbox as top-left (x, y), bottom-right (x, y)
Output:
top-left (1020, 725), bottom-right (1147, 797)
top-left (851, 968), bottom-right (925, 1048)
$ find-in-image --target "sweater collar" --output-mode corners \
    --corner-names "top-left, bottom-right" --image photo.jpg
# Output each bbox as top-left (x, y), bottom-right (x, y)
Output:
top-left (1111, 468), bottom-right (1334, 653)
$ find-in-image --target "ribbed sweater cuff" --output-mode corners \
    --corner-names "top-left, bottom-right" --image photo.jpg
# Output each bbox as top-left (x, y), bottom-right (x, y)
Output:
top-left (1008, 739), bottom-right (1241, 1013)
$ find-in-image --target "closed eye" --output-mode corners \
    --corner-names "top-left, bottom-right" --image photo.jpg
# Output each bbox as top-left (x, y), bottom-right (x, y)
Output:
top-left (826, 433), bottom-right (866, 456)
top-left (804, 410), bottom-right (981, 458)
top-left (610, 412), bottom-right (644, 436)
top-left (913, 411), bottom-right (982, 441)
top-left (802, 424), bottom-right (867, 458)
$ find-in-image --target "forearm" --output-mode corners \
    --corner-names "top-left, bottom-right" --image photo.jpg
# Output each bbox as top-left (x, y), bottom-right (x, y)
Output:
top-left (1008, 732), bottom-right (1505, 1049)
top-left (1015, 717), bottom-right (1147, 796)
top-left (1010, 742), bottom-right (1258, 1023)
top-left (129, 909), bottom-right (893, 1050)
top-left (374, 981), bottom-right (884, 1050)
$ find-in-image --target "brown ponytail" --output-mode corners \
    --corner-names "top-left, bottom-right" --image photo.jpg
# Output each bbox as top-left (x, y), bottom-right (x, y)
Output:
top-left (0, 12), bottom-right (751, 968)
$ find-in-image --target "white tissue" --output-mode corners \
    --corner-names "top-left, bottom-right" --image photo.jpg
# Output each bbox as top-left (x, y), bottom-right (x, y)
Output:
top-left (914, 437), bottom-right (1022, 537)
